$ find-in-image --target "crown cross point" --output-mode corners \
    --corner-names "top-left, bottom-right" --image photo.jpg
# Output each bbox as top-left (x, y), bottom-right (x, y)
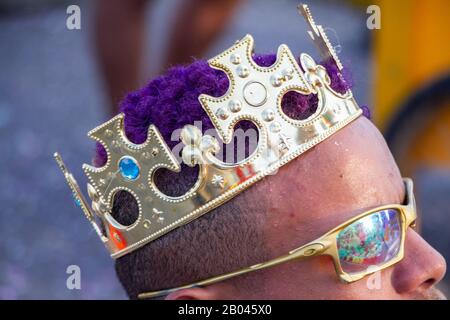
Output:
top-left (199, 35), bottom-right (309, 144)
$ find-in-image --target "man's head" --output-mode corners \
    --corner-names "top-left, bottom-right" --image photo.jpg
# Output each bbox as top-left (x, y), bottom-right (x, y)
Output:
top-left (100, 56), bottom-right (446, 300)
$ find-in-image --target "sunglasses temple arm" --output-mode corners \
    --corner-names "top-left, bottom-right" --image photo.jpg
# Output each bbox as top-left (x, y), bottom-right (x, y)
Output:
top-left (403, 178), bottom-right (417, 224)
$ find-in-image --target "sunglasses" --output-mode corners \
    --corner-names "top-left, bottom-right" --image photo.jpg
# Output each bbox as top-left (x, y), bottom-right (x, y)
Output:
top-left (139, 178), bottom-right (417, 299)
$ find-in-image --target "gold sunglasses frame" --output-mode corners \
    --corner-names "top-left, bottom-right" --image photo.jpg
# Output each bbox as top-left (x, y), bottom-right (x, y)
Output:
top-left (139, 178), bottom-right (416, 299)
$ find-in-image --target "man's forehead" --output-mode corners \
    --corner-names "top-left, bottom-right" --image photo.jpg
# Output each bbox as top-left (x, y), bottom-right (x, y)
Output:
top-left (261, 116), bottom-right (405, 249)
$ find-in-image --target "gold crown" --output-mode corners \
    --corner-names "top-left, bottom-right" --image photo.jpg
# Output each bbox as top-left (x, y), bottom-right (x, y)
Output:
top-left (54, 5), bottom-right (362, 258)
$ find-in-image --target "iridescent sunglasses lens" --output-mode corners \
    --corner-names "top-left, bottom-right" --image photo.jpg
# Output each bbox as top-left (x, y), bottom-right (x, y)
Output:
top-left (337, 209), bottom-right (402, 275)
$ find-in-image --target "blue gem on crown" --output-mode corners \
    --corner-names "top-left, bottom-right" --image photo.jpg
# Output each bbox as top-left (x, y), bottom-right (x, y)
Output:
top-left (72, 192), bottom-right (82, 207)
top-left (119, 156), bottom-right (140, 181)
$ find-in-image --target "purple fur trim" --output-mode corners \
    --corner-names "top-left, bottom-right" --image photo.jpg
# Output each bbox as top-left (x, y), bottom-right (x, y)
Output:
top-left (94, 54), bottom-right (358, 167)
top-left (322, 59), bottom-right (352, 94)
top-left (361, 105), bottom-right (371, 119)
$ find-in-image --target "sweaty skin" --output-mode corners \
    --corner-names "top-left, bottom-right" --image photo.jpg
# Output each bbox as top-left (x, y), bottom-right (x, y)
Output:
top-left (166, 116), bottom-right (447, 300)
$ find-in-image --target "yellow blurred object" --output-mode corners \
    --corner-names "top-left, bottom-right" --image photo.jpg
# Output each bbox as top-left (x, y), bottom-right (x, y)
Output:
top-left (374, 0), bottom-right (450, 131)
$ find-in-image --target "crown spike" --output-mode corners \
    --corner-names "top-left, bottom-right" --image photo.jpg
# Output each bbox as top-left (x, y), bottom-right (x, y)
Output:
top-left (298, 3), bottom-right (344, 70)
top-left (54, 152), bottom-right (109, 243)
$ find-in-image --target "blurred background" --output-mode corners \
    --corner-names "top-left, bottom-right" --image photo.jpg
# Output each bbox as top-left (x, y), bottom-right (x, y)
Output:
top-left (0, 0), bottom-right (449, 299)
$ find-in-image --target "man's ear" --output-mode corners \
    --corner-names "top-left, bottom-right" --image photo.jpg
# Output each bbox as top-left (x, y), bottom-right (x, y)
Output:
top-left (165, 287), bottom-right (219, 300)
